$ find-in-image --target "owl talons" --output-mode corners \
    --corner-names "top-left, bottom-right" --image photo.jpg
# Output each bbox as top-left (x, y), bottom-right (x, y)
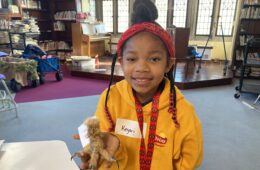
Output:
top-left (71, 152), bottom-right (81, 160)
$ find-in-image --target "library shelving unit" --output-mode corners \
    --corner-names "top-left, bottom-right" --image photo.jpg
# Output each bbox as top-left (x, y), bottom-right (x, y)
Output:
top-left (48, 0), bottom-right (76, 59)
top-left (20, 0), bottom-right (52, 41)
top-left (234, 38), bottom-right (260, 98)
top-left (232, 0), bottom-right (260, 79)
top-left (0, 12), bottom-right (22, 53)
top-left (233, 0), bottom-right (260, 98)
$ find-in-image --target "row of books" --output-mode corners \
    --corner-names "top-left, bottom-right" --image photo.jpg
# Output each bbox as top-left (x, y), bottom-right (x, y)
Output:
top-left (235, 67), bottom-right (251, 77)
top-left (236, 50), bottom-right (260, 61)
top-left (38, 41), bottom-right (71, 51)
top-left (236, 67), bottom-right (260, 77)
top-left (20, 0), bottom-right (41, 9)
top-left (56, 52), bottom-right (72, 60)
top-left (0, 19), bottom-right (10, 30)
top-left (10, 35), bottom-right (38, 48)
top-left (250, 67), bottom-right (260, 76)
top-left (0, 31), bottom-right (9, 44)
top-left (239, 35), bottom-right (257, 46)
top-left (241, 6), bottom-right (260, 19)
top-left (244, 0), bottom-right (260, 5)
top-left (54, 11), bottom-right (76, 21)
top-left (53, 21), bottom-right (65, 31)
top-left (10, 19), bottom-right (39, 33)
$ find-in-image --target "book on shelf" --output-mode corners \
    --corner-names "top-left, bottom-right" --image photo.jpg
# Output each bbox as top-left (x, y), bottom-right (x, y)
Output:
top-left (39, 41), bottom-right (71, 52)
top-left (244, 0), bottom-right (260, 5)
top-left (54, 21), bottom-right (65, 31)
top-left (235, 67), bottom-right (251, 77)
top-left (241, 6), bottom-right (260, 19)
top-left (54, 11), bottom-right (76, 20)
top-left (240, 36), bottom-right (246, 46)
top-left (21, 0), bottom-right (41, 9)
top-left (236, 49), bottom-right (244, 61)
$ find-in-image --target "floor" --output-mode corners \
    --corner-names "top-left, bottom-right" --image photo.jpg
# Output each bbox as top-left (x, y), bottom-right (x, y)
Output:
top-left (1, 80), bottom-right (260, 170)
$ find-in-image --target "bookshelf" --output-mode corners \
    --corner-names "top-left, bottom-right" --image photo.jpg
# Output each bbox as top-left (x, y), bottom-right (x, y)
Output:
top-left (0, 1), bottom-right (22, 53)
top-left (20, 0), bottom-right (52, 41)
top-left (232, 0), bottom-right (260, 79)
top-left (47, 0), bottom-right (76, 60)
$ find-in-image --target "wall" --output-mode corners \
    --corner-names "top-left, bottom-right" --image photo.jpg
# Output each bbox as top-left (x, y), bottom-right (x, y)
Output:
top-left (108, 37), bottom-right (234, 61)
top-left (188, 0), bottom-right (243, 61)
top-left (102, 0), bottom-right (244, 61)
top-left (189, 40), bottom-right (233, 60)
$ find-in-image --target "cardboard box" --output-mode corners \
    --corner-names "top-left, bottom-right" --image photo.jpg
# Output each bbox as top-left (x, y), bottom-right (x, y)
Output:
top-left (71, 56), bottom-right (95, 69)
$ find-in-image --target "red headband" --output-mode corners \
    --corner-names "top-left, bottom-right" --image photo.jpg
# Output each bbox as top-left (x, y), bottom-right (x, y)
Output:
top-left (117, 22), bottom-right (175, 58)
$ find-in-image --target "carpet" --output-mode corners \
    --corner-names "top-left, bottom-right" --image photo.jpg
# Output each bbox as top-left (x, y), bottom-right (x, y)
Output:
top-left (14, 64), bottom-right (109, 103)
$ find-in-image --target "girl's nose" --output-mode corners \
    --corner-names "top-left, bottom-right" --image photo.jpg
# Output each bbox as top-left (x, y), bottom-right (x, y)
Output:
top-left (135, 59), bottom-right (149, 72)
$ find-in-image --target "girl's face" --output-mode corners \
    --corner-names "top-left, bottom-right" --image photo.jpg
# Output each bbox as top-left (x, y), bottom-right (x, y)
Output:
top-left (119, 32), bottom-right (174, 102)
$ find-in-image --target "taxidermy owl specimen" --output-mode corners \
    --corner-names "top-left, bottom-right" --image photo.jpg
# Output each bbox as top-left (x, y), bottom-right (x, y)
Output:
top-left (71, 117), bottom-right (116, 170)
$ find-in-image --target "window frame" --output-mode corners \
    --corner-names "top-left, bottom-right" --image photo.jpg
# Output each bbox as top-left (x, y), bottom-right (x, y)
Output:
top-left (100, 0), bottom-right (130, 34)
top-left (172, 0), bottom-right (189, 28)
top-left (89, 0), bottom-right (97, 20)
top-left (117, 0), bottom-right (130, 33)
top-left (96, 0), bottom-right (238, 38)
top-left (155, 0), bottom-right (169, 28)
top-left (195, 0), bottom-right (215, 36)
top-left (215, 0), bottom-right (238, 37)
top-left (101, 0), bottom-right (114, 33)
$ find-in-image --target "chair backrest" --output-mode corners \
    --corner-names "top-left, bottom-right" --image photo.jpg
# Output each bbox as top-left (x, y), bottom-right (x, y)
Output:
top-left (187, 46), bottom-right (196, 56)
top-left (166, 27), bottom-right (190, 59)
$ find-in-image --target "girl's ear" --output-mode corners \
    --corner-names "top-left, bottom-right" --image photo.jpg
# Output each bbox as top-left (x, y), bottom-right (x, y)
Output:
top-left (118, 56), bottom-right (122, 65)
top-left (166, 58), bottom-right (175, 72)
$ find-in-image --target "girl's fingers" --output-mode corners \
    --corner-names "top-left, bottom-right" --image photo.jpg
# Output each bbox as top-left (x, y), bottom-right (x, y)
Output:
top-left (80, 162), bottom-right (90, 169)
top-left (73, 134), bottom-right (80, 140)
top-left (79, 154), bottom-right (90, 169)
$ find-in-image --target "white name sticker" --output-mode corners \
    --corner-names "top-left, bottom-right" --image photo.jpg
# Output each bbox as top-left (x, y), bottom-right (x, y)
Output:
top-left (115, 118), bottom-right (147, 138)
top-left (78, 123), bottom-right (90, 147)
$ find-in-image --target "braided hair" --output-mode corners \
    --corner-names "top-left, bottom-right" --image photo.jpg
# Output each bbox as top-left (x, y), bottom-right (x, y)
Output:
top-left (104, 0), bottom-right (179, 131)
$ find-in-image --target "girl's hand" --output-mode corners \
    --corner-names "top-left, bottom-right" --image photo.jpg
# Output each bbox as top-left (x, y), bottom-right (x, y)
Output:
top-left (73, 132), bottom-right (120, 169)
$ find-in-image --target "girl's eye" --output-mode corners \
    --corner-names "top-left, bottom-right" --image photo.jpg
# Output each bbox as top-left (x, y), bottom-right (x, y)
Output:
top-left (126, 57), bottom-right (136, 62)
top-left (149, 57), bottom-right (161, 62)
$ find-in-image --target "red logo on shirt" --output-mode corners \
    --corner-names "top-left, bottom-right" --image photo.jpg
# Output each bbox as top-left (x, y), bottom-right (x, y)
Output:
top-left (155, 134), bottom-right (167, 146)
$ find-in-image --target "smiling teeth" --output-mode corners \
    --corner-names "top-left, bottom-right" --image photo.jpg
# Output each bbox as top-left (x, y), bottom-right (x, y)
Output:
top-left (136, 79), bottom-right (149, 82)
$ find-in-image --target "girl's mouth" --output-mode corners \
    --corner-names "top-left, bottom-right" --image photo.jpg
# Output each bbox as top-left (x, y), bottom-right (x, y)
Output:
top-left (132, 77), bottom-right (152, 86)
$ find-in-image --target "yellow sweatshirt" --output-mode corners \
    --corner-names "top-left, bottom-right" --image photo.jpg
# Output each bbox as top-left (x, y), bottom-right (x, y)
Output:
top-left (95, 79), bottom-right (203, 170)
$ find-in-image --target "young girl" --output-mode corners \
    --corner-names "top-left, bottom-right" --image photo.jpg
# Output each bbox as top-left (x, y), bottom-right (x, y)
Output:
top-left (78, 0), bottom-right (203, 169)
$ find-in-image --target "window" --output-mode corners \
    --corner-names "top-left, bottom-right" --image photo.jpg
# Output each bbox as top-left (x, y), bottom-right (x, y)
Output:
top-left (80, 0), bottom-right (88, 12)
top-left (89, 0), bottom-right (96, 20)
top-left (196, 0), bottom-right (214, 35)
top-left (118, 0), bottom-right (129, 33)
top-left (80, 0), bottom-right (96, 21)
top-left (173, 0), bottom-right (188, 27)
top-left (155, 0), bottom-right (168, 28)
top-left (102, 0), bottom-right (113, 32)
top-left (217, 0), bottom-right (237, 36)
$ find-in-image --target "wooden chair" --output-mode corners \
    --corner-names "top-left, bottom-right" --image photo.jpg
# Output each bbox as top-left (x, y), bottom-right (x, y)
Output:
top-left (166, 27), bottom-right (193, 79)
